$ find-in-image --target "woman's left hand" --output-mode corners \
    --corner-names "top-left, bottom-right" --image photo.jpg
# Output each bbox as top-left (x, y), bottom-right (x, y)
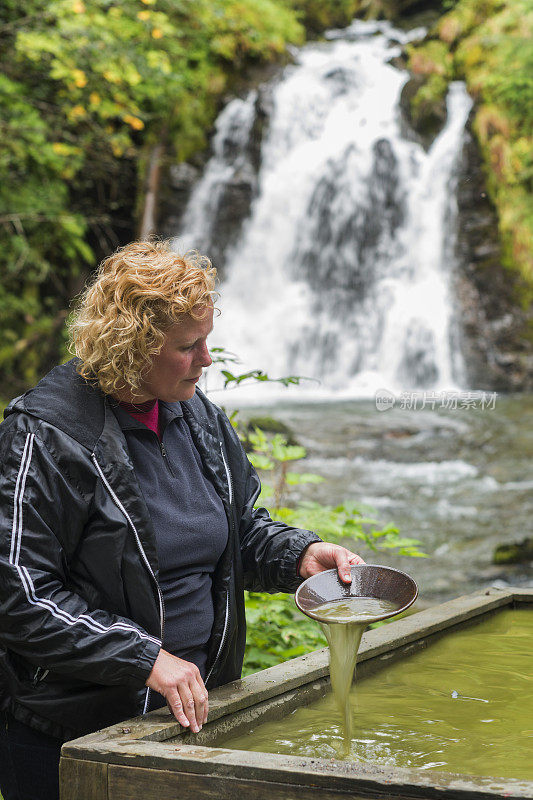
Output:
top-left (298, 542), bottom-right (365, 584)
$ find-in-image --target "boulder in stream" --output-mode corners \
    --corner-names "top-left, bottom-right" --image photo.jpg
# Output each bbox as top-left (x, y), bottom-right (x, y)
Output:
top-left (492, 538), bottom-right (533, 566)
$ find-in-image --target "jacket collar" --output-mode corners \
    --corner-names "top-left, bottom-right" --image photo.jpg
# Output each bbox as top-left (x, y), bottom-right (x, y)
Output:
top-left (112, 399), bottom-right (183, 435)
top-left (6, 359), bottom-right (193, 450)
top-left (6, 359), bottom-right (107, 453)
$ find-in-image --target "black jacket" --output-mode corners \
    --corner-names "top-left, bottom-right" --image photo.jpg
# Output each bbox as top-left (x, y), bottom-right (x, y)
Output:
top-left (0, 361), bottom-right (320, 741)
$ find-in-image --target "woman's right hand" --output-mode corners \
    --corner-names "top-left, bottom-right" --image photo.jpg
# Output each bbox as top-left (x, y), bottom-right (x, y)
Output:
top-left (146, 649), bottom-right (208, 732)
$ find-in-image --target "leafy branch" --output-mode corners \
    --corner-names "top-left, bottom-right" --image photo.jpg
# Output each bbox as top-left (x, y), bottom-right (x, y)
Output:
top-left (242, 427), bottom-right (427, 675)
top-left (203, 345), bottom-right (317, 394)
top-left (220, 368), bottom-right (307, 389)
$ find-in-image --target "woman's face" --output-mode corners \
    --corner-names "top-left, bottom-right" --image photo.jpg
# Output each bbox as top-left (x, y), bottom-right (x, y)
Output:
top-left (136, 305), bottom-right (214, 403)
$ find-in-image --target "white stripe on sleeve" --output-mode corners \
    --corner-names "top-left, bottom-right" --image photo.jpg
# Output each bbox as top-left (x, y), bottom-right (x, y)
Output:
top-left (9, 432), bottom-right (161, 648)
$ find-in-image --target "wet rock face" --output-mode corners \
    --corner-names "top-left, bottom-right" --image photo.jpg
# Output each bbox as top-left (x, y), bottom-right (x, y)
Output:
top-left (159, 162), bottom-right (201, 240)
top-left (399, 74), bottom-right (447, 150)
top-left (205, 88), bottom-right (273, 270)
top-left (396, 321), bottom-right (439, 388)
top-left (453, 119), bottom-right (533, 391)
top-left (159, 86), bottom-right (273, 273)
top-left (294, 138), bottom-right (404, 308)
top-left (202, 166), bottom-right (256, 271)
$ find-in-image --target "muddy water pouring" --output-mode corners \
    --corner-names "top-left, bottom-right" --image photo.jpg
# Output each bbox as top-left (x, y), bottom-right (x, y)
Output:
top-left (295, 565), bottom-right (418, 753)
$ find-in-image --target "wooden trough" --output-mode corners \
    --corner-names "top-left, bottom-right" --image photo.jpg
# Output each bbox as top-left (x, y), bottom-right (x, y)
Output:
top-left (60, 586), bottom-right (533, 800)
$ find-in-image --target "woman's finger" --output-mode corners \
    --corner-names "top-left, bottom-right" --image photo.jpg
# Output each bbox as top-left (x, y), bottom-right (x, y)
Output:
top-left (192, 678), bottom-right (209, 727)
top-left (179, 684), bottom-right (200, 732)
top-left (335, 548), bottom-right (366, 582)
top-left (166, 688), bottom-right (190, 729)
top-left (146, 651), bottom-right (208, 731)
top-left (197, 679), bottom-right (209, 725)
top-left (335, 548), bottom-right (354, 583)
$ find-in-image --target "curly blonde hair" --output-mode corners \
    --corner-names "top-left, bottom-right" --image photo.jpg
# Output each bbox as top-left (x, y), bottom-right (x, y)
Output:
top-left (69, 239), bottom-right (217, 397)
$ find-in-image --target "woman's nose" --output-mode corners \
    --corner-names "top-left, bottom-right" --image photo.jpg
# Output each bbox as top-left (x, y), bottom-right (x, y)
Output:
top-left (197, 342), bottom-right (212, 368)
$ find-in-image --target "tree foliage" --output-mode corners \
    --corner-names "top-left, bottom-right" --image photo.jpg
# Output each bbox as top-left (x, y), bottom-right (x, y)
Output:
top-left (0, 0), bottom-right (304, 394)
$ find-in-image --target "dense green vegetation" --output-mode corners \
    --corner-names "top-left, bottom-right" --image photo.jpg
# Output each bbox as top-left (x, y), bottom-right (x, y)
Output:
top-left (406, 0), bottom-right (533, 305)
top-left (241, 426), bottom-right (425, 675)
top-left (0, 0), bottom-right (305, 395)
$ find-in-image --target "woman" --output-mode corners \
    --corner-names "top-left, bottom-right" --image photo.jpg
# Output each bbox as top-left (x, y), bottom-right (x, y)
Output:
top-left (0, 240), bottom-right (363, 800)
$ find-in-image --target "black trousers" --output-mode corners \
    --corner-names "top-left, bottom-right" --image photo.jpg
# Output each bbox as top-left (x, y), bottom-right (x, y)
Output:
top-left (0, 712), bottom-right (62, 800)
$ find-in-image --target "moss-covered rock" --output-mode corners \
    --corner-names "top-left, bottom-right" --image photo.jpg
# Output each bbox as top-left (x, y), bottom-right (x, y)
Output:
top-left (400, 72), bottom-right (448, 148)
top-left (289, 0), bottom-right (362, 35)
top-left (237, 415), bottom-right (299, 452)
top-left (247, 416), bottom-right (298, 442)
top-left (405, 0), bottom-right (533, 306)
top-left (402, 38), bottom-right (453, 147)
top-left (453, 120), bottom-right (533, 390)
top-left (493, 538), bottom-right (533, 565)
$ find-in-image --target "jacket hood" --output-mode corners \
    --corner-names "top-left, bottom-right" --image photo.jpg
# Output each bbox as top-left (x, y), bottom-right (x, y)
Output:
top-left (4, 359), bottom-right (222, 453)
top-left (4, 359), bottom-right (106, 452)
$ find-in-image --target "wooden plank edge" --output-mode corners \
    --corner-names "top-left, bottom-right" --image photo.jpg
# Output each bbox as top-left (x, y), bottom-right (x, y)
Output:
top-left (106, 761), bottom-right (533, 800)
top-left (59, 754), bottom-right (108, 800)
top-left (511, 588), bottom-right (533, 602)
top-left (61, 739), bottom-right (533, 800)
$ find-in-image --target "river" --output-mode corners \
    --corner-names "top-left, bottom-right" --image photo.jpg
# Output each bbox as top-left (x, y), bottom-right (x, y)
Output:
top-left (206, 390), bottom-right (533, 604)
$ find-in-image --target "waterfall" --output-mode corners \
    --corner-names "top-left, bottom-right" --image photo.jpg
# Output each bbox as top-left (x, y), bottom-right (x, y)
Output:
top-left (172, 20), bottom-right (473, 401)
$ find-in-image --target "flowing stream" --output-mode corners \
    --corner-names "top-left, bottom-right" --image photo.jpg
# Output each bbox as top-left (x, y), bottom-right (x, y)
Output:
top-left (229, 394), bottom-right (533, 603)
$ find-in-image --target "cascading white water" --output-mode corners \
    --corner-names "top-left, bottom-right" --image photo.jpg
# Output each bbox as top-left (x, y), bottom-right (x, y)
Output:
top-left (173, 20), bottom-right (473, 401)
top-left (178, 95), bottom-right (258, 259)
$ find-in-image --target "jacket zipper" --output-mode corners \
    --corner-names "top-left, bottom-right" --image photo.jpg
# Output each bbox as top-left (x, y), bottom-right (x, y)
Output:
top-left (205, 442), bottom-right (234, 684)
top-left (91, 454), bottom-right (165, 714)
top-left (206, 592), bottom-right (229, 684)
top-left (32, 666), bottom-right (49, 685)
top-left (160, 440), bottom-right (171, 470)
top-left (219, 441), bottom-right (234, 507)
